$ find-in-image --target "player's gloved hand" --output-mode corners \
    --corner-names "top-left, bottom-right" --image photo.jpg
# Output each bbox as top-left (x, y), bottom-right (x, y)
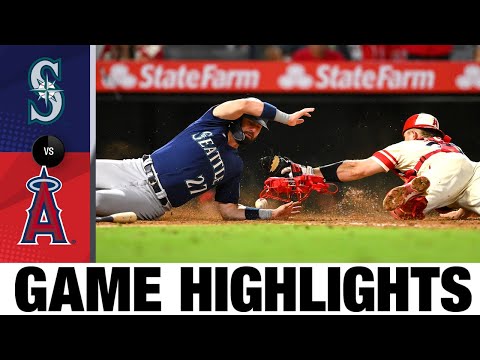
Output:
top-left (260, 155), bottom-right (315, 178)
top-left (260, 155), bottom-right (292, 177)
top-left (280, 162), bottom-right (315, 177)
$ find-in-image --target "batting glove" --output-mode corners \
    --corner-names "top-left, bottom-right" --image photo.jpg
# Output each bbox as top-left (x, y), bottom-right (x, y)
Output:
top-left (281, 162), bottom-right (315, 177)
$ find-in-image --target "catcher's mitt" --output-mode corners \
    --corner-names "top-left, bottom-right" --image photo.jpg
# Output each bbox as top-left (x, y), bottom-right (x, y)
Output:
top-left (260, 155), bottom-right (314, 178)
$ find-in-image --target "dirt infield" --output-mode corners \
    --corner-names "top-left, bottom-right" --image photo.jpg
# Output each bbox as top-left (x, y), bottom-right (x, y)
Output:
top-left (97, 196), bottom-right (480, 230)
top-left (159, 213), bottom-right (480, 229)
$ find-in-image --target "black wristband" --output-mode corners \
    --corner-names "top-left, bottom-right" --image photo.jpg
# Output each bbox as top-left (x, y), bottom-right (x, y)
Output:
top-left (245, 207), bottom-right (260, 220)
top-left (319, 161), bottom-right (343, 182)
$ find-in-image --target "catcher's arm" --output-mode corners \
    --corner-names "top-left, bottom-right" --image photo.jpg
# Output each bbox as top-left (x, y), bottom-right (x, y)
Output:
top-left (217, 201), bottom-right (301, 220)
top-left (326, 158), bottom-right (386, 182)
top-left (260, 156), bottom-right (384, 182)
top-left (213, 98), bottom-right (314, 126)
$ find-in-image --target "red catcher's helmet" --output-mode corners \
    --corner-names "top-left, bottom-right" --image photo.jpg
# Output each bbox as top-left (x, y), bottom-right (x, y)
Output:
top-left (402, 113), bottom-right (448, 140)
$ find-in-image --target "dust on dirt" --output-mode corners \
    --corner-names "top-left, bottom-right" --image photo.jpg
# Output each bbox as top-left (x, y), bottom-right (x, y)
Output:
top-left (97, 187), bottom-right (480, 230)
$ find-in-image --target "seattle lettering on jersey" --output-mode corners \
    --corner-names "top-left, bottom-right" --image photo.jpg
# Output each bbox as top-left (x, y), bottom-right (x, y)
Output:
top-left (192, 131), bottom-right (226, 185)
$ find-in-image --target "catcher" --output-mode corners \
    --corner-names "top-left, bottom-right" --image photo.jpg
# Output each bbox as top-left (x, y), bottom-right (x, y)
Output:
top-left (261, 113), bottom-right (479, 220)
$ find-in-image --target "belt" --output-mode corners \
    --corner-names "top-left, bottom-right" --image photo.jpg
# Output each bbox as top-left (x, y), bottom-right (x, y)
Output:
top-left (142, 155), bottom-right (171, 209)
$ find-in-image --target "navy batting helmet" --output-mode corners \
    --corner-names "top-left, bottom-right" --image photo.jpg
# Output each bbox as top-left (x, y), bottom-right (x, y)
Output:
top-left (230, 114), bottom-right (269, 144)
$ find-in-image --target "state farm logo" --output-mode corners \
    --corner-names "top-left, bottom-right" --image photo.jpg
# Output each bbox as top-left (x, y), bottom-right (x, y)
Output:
top-left (455, 64), bottom-right (480, 90)
top-left (100, 63), bottom-right (138, 89)
top-left (98, 63), bottom-right (261, 91)
top-left (278, 64), bottom-right (314, 89)
top-left (138, 64), bottom-right (260, 90)
top-left (277, 64), bottom-right (435, 91)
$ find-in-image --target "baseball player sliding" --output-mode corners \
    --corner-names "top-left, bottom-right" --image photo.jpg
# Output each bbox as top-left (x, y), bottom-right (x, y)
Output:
top-left (262, 113), bottom-right (479, 220)
top-left (96, 97), bottom-right (315, 221)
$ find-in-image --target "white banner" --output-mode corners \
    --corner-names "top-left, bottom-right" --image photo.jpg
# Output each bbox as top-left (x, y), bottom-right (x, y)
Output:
top-left (1, 263), bottom-right (478, 314)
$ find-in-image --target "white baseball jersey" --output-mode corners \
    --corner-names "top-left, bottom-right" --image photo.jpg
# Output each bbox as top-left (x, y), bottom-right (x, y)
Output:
top-left (370, 138), bottom-right (480, 215)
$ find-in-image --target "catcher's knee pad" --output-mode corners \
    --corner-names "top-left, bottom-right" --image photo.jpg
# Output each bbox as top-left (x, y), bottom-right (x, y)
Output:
top-left (390, 196), bottom-right (428, 220)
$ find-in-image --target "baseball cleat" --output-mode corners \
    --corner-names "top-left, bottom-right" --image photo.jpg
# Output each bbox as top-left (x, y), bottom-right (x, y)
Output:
top-left (383, 176), bottom-right (430, 211)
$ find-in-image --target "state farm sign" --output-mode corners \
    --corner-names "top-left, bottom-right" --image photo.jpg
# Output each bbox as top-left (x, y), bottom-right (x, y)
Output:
top-left (278, 64), bottom-right (435, 90)
top-left (98, 62), bottom-right (260, 92)
top-left (97, 60), bottom-right (480, 94)
top-left (138, 63), bottom-right (260, 90)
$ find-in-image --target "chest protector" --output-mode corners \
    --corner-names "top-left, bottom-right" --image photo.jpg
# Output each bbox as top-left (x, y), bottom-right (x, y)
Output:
top-left (394, 137), bottom-right (462, 183)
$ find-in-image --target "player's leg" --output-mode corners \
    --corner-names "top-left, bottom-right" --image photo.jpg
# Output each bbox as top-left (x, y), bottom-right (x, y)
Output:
top-left (96, 157), bottom-right (167, 220)
top-left (422, 155), bottom-right (474, 213)
top-left (383, 176), bottom-right (430, 211)
top-left (96, 158), bottom-right (146, 189)
top-left (96, 187), bottom-right (165, 220)
top-left (386, 154), bottom-right (473, 220)
top-left (389, 196), bottom-right (428, 220)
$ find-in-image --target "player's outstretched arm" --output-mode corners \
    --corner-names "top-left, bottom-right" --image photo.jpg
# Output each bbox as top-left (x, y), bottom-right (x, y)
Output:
top-left (213, 97), bottom-right (314, 126)
top-left (260, 156), bottom-right (385, 182)
top-left (217, 201), bottom-right (302, 220)
top-left (328, 158), bottom-right (386, 182)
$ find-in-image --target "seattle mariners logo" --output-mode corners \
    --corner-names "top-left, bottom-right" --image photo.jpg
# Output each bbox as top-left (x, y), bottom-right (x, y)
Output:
top-left (28, 57), bottom-right (64, 125)
top-left (18, 166), bottom-right (70, 245)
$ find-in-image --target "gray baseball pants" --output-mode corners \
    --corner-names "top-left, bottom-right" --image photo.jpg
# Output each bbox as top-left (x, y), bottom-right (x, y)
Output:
top-left (96, 158), bottom-right (168, 220)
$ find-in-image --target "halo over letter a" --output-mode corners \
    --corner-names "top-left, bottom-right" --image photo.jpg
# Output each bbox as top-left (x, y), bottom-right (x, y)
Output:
top-left (18, 166), bottom-right (70, 245)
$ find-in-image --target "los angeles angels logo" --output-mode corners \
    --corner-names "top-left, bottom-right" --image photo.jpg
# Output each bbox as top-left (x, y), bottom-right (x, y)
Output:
top-left (18, 166), bottom-right (70, 245)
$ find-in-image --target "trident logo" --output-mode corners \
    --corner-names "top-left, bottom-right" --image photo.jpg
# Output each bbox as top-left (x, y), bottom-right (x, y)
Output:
top-left (28, 57), bottom-right (65, 125)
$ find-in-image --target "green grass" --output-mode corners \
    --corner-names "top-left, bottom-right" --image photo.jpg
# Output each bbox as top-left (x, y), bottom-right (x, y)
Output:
top-left (96, 224), bottom-right (480, 263)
